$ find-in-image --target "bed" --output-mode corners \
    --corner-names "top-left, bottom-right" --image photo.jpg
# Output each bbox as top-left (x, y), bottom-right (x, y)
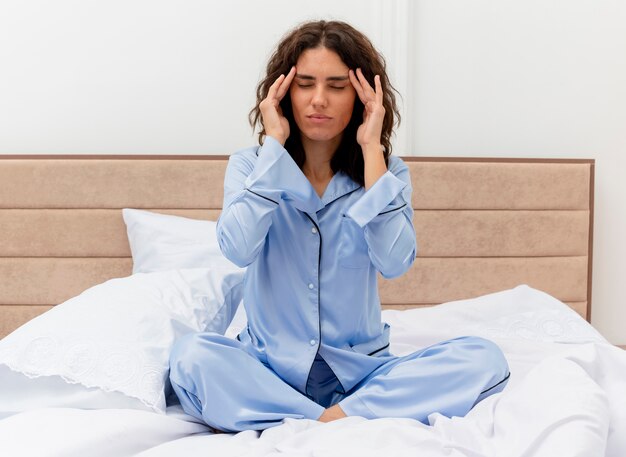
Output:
top-left (0, 154), bottom-right (624, 457)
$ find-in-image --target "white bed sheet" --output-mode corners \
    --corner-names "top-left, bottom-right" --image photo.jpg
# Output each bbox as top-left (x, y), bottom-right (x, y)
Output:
top-left (1, 286), bottom-right (625, 457)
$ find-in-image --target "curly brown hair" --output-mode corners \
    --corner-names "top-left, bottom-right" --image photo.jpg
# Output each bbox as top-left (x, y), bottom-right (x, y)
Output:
top-left (248, 20), bottom-right (401, 187)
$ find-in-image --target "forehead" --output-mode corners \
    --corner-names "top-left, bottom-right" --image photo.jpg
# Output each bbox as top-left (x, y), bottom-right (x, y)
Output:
top-left (295, 47), bottom-right (349, 75)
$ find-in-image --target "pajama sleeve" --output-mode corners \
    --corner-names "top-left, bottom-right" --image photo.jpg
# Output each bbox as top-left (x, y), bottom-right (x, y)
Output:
top-left (344, 156), bottom-right (417, 279)
top-left (217, 136), bottom-right (324, 267)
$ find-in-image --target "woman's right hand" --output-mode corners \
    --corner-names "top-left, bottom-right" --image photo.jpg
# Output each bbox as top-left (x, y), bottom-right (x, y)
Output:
top-left (259, 66), bottom-right (296, 146)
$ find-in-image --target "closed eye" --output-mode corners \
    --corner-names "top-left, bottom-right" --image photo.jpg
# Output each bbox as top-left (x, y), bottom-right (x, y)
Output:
top-left (296, 84), bottom-right (347, 90)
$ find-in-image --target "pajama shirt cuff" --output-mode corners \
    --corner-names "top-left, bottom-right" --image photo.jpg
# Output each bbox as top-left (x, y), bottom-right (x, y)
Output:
top-left (300, 398), bottom-right (327, 421)
top-left (244, 136), bottom-right (324, 214)
top-left (337, 391), bottom-right (377, 420)
top-left (344, 170), bottom-right (407, 228)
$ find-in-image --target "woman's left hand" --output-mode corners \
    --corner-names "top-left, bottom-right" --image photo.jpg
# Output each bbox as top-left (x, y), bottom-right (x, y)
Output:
top-left (349, 68), bottom-right (385, 151)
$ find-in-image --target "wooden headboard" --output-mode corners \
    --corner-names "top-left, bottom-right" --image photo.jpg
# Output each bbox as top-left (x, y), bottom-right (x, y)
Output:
top-left (0, 155), bottom-right (594, 338)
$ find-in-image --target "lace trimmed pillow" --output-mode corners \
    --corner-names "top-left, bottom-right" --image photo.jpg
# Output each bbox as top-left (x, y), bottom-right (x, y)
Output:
top-left (0, 267), bottom-right (244, 414)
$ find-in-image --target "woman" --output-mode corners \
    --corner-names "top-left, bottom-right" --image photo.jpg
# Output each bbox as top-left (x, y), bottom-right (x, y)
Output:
top-left (169, 20), bottom-right (510, 433)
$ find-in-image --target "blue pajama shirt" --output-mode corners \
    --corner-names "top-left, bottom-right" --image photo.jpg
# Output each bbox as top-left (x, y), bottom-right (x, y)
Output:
top-left (169, 136), bottom-right (510, 432)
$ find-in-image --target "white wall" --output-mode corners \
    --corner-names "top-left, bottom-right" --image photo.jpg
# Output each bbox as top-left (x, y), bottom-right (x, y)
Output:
top-left (1, 0), bottom-right (624, 343)
top-left (0, 0), bottom-right (387, 154)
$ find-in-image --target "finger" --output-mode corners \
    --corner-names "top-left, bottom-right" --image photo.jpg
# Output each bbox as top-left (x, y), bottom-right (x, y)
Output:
top-left (349, 69), bottom-right (367, 105)
top-left (276, 66), bottom-right (296, 101)
top-left (374, 75), bottom-right (383, 105)
top-left (267, 73), bottom-right (286, 100)
top-left (356, 68), bottom-right (376, 99)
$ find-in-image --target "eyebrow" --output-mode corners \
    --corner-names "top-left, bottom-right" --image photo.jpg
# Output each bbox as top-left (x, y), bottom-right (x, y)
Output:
top-left (295, 74), bottom-right (349, 82)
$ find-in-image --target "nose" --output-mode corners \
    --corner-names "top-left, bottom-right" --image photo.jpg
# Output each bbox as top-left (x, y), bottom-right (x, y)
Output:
top-left (311, 85), bottom-right (328, 108)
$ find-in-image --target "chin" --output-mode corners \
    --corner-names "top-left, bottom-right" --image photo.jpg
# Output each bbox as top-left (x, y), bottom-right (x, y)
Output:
top-left (301, 128), bottom-right (343, 143)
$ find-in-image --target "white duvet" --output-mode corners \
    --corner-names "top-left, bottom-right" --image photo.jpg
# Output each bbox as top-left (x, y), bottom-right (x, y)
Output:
top-left (1, 285), bottom-right (625, 457)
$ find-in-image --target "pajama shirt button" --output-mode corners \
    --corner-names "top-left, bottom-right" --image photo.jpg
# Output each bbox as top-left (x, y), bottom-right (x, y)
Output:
top-left (311, 227), bottom-right (317, 234)
top-left (310, 339), bottom-right (317, 346)
top-left (308, 283), bottom-right (314, 289)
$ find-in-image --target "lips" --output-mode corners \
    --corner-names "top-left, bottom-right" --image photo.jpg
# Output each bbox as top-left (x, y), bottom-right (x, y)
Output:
top-left (307, 114), bottom-right (332, 124)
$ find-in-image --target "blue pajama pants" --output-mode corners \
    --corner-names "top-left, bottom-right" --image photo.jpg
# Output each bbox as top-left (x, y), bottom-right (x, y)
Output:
top-left (168, 333), bottom-right (510, 432)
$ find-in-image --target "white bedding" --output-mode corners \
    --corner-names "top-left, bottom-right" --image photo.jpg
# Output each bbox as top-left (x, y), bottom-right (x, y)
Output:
top-left (1, 286), bottom-right (625, 457)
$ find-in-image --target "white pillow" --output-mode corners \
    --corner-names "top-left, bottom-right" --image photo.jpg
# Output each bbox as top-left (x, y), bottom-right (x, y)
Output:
top-left (122, 208), bottom-right (248, 336)
top-left (122, 208), bottom-right (234, 274)
top-left (383, 285), bottom-right (607, 356)
top-left (0, 267), bottom-right (244, 414)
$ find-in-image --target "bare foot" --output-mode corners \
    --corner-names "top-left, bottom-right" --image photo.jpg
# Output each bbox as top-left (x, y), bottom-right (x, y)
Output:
top-left (318, 404), bottom-right (347, 423)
